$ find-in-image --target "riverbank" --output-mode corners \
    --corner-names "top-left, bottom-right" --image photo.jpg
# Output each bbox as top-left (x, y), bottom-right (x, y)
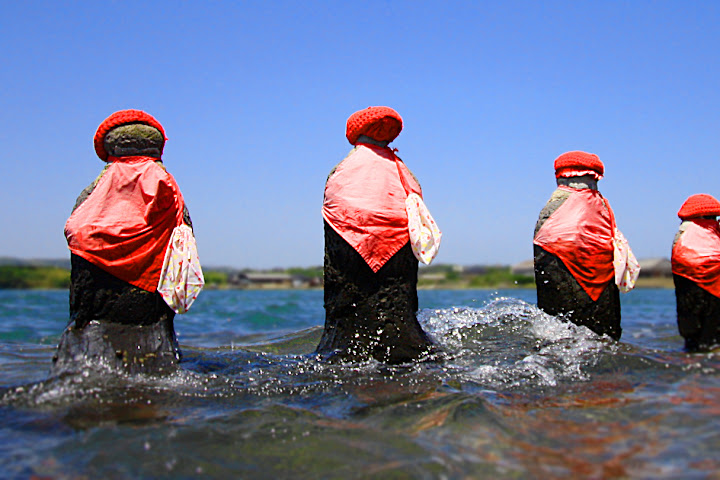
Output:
top-left (0, 263), bottom-right (675, 290)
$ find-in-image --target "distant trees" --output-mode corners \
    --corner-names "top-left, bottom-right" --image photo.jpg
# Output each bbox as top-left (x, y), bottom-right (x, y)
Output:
top-left (418, 264), bottom-right (535, 289)
top-left (0, 266), bottom-right (70, 289)
top-left (0, 263), bottom-right (538, 290)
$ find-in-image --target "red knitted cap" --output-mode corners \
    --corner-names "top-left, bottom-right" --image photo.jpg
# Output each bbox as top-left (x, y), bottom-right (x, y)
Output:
top-left (677, 194), bottom-right (720, 220)
top-left (346, 106), bottom-right (403, 145)
top-left (554, 151), bottom-right (604, 178)
top-left (93, 109), bottom-right (166, 161)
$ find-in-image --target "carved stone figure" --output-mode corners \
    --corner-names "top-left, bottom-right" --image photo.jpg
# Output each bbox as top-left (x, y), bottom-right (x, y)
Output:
top-left (319, 106), bottom-right (435, 363)
top-left (533, 151), bottom-right (622, 340)
top-left (671, 194), bottom-right (720, 351)
top-left (53, 109), bottom-right (203, 375)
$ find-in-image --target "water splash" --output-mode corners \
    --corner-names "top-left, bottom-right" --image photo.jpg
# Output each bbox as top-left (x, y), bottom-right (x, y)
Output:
top-left (2, 296), bottom-right (624, 410)
top-left (419, 297), bottom-right (614, 388)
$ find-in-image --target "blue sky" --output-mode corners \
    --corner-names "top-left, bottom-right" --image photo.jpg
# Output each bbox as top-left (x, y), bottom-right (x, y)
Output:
top-left (1, 1), bottom-right (719, 269)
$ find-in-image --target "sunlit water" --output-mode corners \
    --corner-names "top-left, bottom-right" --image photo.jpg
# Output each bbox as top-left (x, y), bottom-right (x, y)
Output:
top-left (0, 289), bottom-right (718, 479)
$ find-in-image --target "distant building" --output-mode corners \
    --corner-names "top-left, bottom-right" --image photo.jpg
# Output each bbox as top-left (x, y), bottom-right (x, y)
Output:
top-left (637, 258), bottom-right (672, 277)
top-left (228, 272), bottom-right (315, 289)
top-left (418, 272), bottom-right (446, 282)
top-left (510, 259), bottom-right (535, 276)
top-left (510, 257), bottom-right (672, 278)
top-left (463, 264), bottom-right (508, 275)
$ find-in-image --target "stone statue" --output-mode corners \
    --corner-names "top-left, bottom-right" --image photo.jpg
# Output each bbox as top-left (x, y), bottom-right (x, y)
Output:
top-left (52, 109), bottom-right (203, 375)
top-left (672, 194), bottom-right (720, 351)
top-left (319, 106), bottom-right (436, 363)
top-left (533, 151), bottom-right (626, 340)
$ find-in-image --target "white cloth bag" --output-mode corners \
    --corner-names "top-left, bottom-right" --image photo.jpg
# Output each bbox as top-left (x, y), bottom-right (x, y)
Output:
top-left (157, 224), bottom-right (205, 313)
top-left (612, 227), bottom-right (640, 293)
top-left (406, 192), bottom-right (442, 265)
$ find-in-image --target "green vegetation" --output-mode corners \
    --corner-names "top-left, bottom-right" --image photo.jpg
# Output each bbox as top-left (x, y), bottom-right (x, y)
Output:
top-left (0, 266), bottom-right (71, 289)
top-left (418, 265), bottom-right (535, 289)
top-left (468, 267), bottom-right (535, 288)
top-left (0, 261), bottom-right (675, 290)
top-left (203, 270), bottom-right (229, 287)
top-left (634, 276), bottom-right (674, 289)
top-left (286, 266), bottom-right (323, 279)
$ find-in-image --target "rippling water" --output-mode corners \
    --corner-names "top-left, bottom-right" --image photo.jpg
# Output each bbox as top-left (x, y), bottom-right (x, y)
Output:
top-left (0, 288), bottom-right (718, 479)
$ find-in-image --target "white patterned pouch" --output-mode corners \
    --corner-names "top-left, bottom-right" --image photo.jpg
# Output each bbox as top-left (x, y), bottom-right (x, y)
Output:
top-left (158, 224), bottom-right (205, 313)
top-left (613, 227), bottom-right (640, 293)
top-left (406, 192), bottom-right (442, 265)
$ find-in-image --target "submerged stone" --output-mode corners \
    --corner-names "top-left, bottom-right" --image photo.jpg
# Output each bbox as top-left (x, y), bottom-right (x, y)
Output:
top-left (534, 245), bottom-right (622, 340)
top-left (51, 254), bottom-right (180, 376)
top-left (318, 222), bottom-right (435, 363)
top-left (674, 274), bottom-right (720, 351)
top-left (673, 274), bottom-right (720, 352)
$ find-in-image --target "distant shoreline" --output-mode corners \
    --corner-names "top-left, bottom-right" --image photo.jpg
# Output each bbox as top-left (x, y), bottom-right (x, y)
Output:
top-left (0, 261), bottom-right (675, 290)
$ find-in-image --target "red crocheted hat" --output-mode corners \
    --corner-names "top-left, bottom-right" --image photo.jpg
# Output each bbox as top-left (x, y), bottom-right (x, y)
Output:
top-left (93, 109), bottom-right (166, 161)
top-left (553, 151), bottom-right (604, 178)
top-left (677, 194), bottom-right (720, 220)
top-left (346, 106), bottom-right (403, 145)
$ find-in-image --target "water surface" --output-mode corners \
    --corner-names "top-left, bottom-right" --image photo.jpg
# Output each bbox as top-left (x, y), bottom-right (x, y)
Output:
top-left (1, 289), bottom-right (718, 479)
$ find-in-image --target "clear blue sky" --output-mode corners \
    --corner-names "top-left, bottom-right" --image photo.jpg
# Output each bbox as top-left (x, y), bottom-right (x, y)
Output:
top-left (1, 1), bottom-right (719, 269)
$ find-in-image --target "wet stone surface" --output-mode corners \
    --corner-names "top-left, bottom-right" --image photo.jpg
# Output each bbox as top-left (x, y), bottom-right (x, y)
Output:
top-left (534, 245), bottom-right (622, 340)
top-left (673, 274), bottom-right (720, 351)
top-left (318, 222), bottom-right (435, 363)
top-left (51, 315), bottom-right (180, 376)
top-left (51, 255), bottom-right (180, 376)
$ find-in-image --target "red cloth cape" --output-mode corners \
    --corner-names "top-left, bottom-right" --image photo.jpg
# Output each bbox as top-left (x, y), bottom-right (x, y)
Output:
top-left (322, 144), bottom-right (421, 272)
top-left (534, 186), bottom-right (615, 301)
top-left (672, 219), bottom-right (720, 298)
top-left (65, 156), bottom-right (184, 292)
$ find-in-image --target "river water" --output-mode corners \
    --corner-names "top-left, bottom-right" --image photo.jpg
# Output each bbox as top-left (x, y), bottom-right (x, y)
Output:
top-left (0, 288), bottom-right (718, 479)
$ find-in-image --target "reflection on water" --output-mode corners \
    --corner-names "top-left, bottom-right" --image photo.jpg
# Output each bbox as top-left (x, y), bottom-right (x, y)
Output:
top-left (0, 289), bottom-right (718, 479)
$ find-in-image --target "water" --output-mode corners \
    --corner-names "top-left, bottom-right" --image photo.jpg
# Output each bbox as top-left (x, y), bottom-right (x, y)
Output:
top-left (0, 288), bottom-right (718, 479)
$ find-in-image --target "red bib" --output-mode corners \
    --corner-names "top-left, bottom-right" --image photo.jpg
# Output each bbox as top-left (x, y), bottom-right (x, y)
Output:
top-left (534, 186), bottom-right (615, 301)
top-left (672, 219), bottom-right (720, 299)
top-left (65, 156), bottom-right (184, 292)
top-left (322, 144), bottom-right (421, 272)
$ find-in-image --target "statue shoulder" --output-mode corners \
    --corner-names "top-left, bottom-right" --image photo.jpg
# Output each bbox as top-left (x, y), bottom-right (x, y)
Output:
top-left (326, 147), bottom-right (358, 185)
top-left (72, 164), bottom-right (111, 213)
top-left (534, 188), bottom-right (572, 237)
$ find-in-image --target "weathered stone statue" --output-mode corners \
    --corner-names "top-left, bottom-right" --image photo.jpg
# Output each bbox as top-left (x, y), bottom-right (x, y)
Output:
top-left (319, 106), bottom-right (436, 363)
top-left (671, 194), bottom-right (720, 351)
top-left (52, 109), bottom-right (203, 376)
top-left (533, 151), bottom-right (630, 340)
